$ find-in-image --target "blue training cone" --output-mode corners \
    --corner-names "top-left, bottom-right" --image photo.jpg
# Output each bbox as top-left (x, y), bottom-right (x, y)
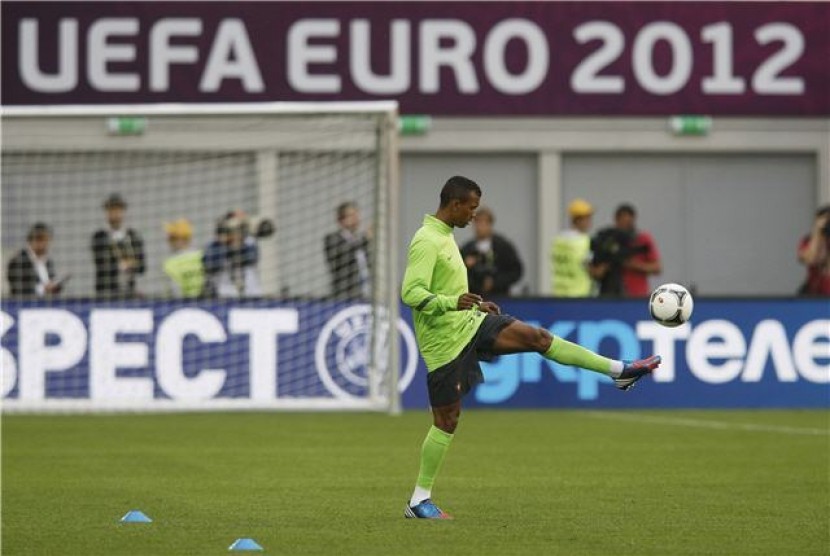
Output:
top-left (120, 510), bottom-right (152, 523)
top-left (229, 538), bottom-right (264, 551)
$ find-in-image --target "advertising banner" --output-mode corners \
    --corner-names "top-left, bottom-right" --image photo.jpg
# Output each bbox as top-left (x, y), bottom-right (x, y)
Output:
top-left (3, 1), bottom-right (828, 115)
top-left (1, 298), bottom-right (827, 410)
top-left (445, 298), bottom-right (829, 409)
top-left (0, 300), bottom-right (420, 410)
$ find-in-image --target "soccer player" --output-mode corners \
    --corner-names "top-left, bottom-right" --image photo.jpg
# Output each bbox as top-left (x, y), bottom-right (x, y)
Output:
top-left (401, 176), bottom-right (661, 520)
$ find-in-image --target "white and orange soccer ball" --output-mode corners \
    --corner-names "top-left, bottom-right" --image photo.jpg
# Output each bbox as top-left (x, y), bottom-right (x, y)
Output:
top-left (649, 283), bottom-right (694, 327)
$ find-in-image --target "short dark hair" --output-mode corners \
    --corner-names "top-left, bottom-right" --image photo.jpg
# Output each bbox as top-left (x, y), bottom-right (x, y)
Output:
top-left (817, 205), bottom-right (830, 217)
top-left (27, 222), bottom-right (51, 241)
top-left (103, 193), bottom-right (127, 209)
top-left (336, 201), bottom-right (357, 221)
top-left (615, 203), bottom-right (637, 219)
top-left (440, 176), bottom-right (481, 207)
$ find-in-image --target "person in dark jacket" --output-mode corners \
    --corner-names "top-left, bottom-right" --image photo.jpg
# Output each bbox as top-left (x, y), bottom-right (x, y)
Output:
top-left (459, 206), bottom-right (523, 296)
top-left (324, 202), bottom-right (372, 300)
top-left (91, 194), bottom-right (145, 298)
top-left (7, 223), bottom-right (63, 298)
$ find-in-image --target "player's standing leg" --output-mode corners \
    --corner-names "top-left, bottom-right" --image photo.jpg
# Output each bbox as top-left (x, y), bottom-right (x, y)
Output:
top-left (405, 401), bottom-right (459, 519)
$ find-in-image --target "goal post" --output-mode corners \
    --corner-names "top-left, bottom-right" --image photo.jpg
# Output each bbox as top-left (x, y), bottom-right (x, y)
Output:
top-left (0, 102), bottom-right (405, 413)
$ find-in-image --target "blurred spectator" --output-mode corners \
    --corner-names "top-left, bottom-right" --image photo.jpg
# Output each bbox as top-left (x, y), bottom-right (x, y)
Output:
top-left (460, 206), bottom-right (523, 297)
top-left (551, 199), bottom-right (599, 297)
top-left (325, 202), bottom-right (372, 300)
top-left (91, 194), bottom-right (145, 298)
top-left (797, 205), bottom-right (830, 296)
top-left (592, 204), bottom-right (661, 297)
top-left (203, 211), bottom-right (261, 298)
top-left (163, 219), bottom-right (205, 298)
top-left (7, 223), bottom-right (64, 298)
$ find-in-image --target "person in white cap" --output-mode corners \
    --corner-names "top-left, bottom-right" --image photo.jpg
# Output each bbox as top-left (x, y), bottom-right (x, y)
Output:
top-left (550, 199), bottom-right (599, 297)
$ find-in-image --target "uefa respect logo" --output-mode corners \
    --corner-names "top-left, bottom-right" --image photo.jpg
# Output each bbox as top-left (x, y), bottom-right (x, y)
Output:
top-left (314, 305), bottom-right (418, 399)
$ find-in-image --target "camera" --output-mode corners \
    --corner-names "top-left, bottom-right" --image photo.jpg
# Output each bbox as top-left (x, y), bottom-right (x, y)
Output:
top-left (216, 213), bottom-right (275, 240)
top-left (248, 216), bottom-right (275, 239)
top-left (592, 227), bottom-right (649, 266)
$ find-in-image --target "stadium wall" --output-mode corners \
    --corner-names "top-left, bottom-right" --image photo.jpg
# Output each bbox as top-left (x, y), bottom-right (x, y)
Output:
top-left (1, 298), bottom-right (827, 411)
top-left (398, 118), bottom-right (829, 295)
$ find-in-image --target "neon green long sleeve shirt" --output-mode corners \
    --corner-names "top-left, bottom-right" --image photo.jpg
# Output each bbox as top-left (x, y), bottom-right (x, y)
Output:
top-left (401, 215), bottom-right (485, 371)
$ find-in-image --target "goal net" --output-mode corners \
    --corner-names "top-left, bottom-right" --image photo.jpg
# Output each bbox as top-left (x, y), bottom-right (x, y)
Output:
top-left (1, 102), bottom-right (406, 413)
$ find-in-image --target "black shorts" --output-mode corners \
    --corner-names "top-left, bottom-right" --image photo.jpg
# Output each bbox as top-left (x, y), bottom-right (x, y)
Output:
top-left (426, 314), bottom-right (516, 407)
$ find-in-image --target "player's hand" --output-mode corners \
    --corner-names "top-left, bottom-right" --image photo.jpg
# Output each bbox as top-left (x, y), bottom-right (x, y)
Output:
top-left (457, 292), bottom-right (482, 310)
top-left (479, 301), bottom-right (501, 315)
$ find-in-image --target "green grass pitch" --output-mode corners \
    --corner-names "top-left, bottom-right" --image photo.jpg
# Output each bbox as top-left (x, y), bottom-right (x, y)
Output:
top-left (2, 410), bottom-right (828, 555)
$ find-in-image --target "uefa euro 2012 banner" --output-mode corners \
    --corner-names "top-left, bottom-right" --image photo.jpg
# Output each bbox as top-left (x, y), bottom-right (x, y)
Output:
top-left (2, 1), bottom-right (828, 115)
top-left (0, 299), bottom-right (827, 410)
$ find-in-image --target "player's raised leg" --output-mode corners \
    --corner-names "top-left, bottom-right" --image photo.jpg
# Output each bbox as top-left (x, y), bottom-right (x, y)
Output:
top-left (491, 320), bottom-right (661, 390)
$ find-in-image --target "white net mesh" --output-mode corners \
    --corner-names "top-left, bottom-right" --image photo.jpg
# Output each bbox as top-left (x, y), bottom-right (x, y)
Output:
top-left (1, 103), bottom-right (401, 412)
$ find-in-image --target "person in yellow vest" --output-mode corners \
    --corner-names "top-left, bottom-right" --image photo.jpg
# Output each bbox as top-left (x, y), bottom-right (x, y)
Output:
top-left (163, 219), bottom-right (205, 298)
top-left (551, 199), bottom-right (600, 297)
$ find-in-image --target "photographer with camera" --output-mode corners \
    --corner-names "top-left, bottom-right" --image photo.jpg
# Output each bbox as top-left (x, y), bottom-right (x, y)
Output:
top-left (797, 205), bottom-right (830, 296)
top-left (460, 206), bottom-right (523, 297)
top-left (203, 210), bottom-right (274, 298)
top-left (591, 204), bottom-right (661, 297)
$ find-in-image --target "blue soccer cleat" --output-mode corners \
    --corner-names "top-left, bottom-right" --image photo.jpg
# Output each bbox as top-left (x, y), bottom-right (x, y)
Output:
top-left (404, 499), bottom-right (453, 519)
top-left (615, 355), bottom-right (662, 391)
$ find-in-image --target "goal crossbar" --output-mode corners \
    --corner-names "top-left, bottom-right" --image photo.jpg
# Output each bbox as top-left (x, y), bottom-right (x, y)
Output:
top-left (1, 101), bottom-right (399, 118)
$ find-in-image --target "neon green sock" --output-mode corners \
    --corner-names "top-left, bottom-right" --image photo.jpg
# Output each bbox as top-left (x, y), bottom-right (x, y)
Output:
top-left (543, 335), bottom-right (620, 376)
top-left (411, 425), bottom-right (454, 504)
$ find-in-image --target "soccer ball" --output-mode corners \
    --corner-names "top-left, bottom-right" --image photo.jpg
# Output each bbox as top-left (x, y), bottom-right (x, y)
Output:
top-left (649, 283), bottom-right (694, 327)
